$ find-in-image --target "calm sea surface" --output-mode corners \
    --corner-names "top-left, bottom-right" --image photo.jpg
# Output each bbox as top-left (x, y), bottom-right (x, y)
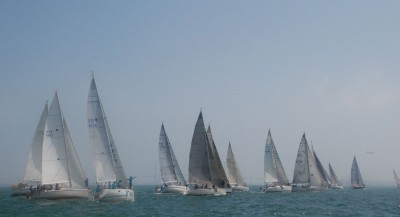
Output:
top-left (1, 185), bottom-right (399, 216)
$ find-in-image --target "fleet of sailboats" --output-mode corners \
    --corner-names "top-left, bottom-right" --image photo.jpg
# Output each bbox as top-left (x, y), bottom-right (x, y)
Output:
top-left (262, 130), bottom-right (291, 192)
top-left (87, 76), bottom-right (134, 201)
top-left (155, 124), bottom-right (189, 194)
top-left (351, 156), bottom-right (365, 189)
top-left (14, 76), bottom-right (398, 200)
top-left (226, 142), bottom-right (249, 192)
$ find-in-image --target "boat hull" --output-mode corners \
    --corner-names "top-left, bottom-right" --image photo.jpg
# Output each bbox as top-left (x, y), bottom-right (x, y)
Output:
top-left (11, 187), bottom-right (30, 196)
top-left (29, 188), bottom-right (88, 200)
top-left (232, 186), bottom-right (249, 192)
top-left (352, 185), bottom-right (365, 190)
top-left (95, 189), bottom-right (134, 202)
top-left (263, 185), bottom-right (292, 192)
top-left (187, 188), bottom-right (226, 196)
top-left (155, 185), bottom-right (189, 195)
top-left (331, 185), bottom-right (344, 189)
top-left (292, 185), bottom-right (327, 192)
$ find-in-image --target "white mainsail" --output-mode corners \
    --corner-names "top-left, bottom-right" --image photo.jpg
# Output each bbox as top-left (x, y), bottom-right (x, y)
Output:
top-left (264, 130), bottom-right (289, 185)
top-left (87, 77), bottom-right (128, 187)
top-left (188, 112), bottom-right (212, 185)
top-left (226, 142), bottom-right (246, 186)
top-left (351, 156), bottom-right (365, 187)
top-left (23, 103), bottom-right (48, 183)
top-left (206, 126), bottom-right (229, 187)
top-left (328, 163), bottom-right (342, 187)
top-left (42, 92), bottom-right (86, 188)
top-left (159, 124), bottom-right (186, 185)
top-left (393, 170), bottom-right (400, 188)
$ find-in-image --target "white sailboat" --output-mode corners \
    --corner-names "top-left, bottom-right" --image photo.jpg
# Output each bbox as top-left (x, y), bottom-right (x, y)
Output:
top-left (393, 170), bottom-right (400, 188)
top-left (226, 142), bottom-right (249, 192)
top-left (187, 112), bottom-right (226, 196)
top-left (329, 163), bottom-right (343, 189)
top-left (351, 156), bottom-right (365, 189)
top-left (87, 77), bottom-right (134, 201)
top-left (155, 124), bottom-right (189, 194)
top-left (292, 133), bottom-right (327, 192)
top-left (206, 125), bottom-right (232, 193)
top-left (30, 92), bottom-right (89, 199)
top-left (263, 130), bottom-right (291, 192)
top-left (11, 103), bottom-right (48, 197)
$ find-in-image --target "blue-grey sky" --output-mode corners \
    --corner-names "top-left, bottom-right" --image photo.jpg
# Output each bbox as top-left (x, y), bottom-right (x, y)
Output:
top-left (1, 0), bottom-right (400, 186)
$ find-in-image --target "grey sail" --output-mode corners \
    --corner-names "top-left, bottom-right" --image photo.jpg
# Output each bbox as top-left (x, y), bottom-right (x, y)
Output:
top-left (227, 143), bottom-right (246, 186)
top-left (264, 130), bottom-right (289, 185)
top-left (328, 163), bottom-right (342, 186)
top-left (293, 134), bottom-right (310, 184)
top-left (206, 126), bottom-right (229, 187)
top-left (159, 124), bottom-right (186, 185)
top-left (393, 170), bottom-right (400, 188)
top-left (308, 145), bottom-right (324, 187)
top-left (351, 156), bottom-right (365, 186)
top-left (313, 150), bottom-right (330, 186)
top-left (188, 112), bottom-right (212, 185)
top-left (87, 77), bottom-right (128, 187)
top-left (23, 103), bottom-right (48, 184)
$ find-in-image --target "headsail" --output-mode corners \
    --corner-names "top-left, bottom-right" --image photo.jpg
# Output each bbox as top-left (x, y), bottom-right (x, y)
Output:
top-left (87, 77), bottom-right (128, 187)
top-left (226, 142), bottom-right (246, 186)
top-left (23, 103), bottom-right (48, 184)
top-left (159, 124), bottom-right (186, 185)
top-left (206, 126), bottom-right (229, 187)
top-left (313, 150), bottom-right (330, 187)
top-left (328, 163), bottom-right (342, 186)
top-left (188, 112), bottom-right (212, 185)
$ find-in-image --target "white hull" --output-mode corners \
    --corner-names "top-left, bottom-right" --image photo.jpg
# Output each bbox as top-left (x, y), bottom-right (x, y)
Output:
top-left (29, 188), bottom-right (88, 200)
top-left (94, 189), bottom-right (134, 202)
top-left (232, 186), bottom-right (249, 192)
top-left (292, 185), bottom-right (328, 192)
top-left (11, 187), bottom-right (30, 196)
top-left (155, 185), bottom-right (189, 195)
top-left (225, 187), bottom-right (232, 193)
top-left (187, 188), bottom-right (226, 196)
top-left (263, 185), bottom-right (292, 192)
top-left (331, 185), bottom-right (344, 189)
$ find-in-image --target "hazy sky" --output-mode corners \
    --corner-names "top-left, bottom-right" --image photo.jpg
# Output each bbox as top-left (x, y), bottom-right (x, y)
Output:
top-left (1, 0), bottom-right (400, 186)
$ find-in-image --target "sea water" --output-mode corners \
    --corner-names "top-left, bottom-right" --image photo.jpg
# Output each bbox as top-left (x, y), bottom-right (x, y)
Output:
top-left (1, 186), bottom-right (400, 216)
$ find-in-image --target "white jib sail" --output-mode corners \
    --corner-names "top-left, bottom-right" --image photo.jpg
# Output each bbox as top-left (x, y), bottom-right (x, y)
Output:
top-left (329, 163), bottom-right (342, 186)
top-left (23, 103), bottom-right (48, 183)
top-left (226, 142), bottom-right (246, 186)
top-left (264, 130), bottom-right (279, 183)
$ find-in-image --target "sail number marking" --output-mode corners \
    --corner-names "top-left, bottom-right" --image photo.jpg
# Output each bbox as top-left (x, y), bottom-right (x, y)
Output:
top-left (88, 118), bottom-right (98, 128)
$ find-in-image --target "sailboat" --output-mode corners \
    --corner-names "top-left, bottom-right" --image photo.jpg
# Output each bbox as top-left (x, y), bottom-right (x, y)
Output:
top-left (206, 125), bottom-right (232, 193)
top-left (329, 163), bottom-right (343, 189)
top-left (263, 130), bottom-right (291, 192)
top-left (393, 170), bottom-right (400, 188)
top-left (155, 124), bottom-right (189, 194)
top-left (11, 103), bottom-right (48, 197)
top-left (351, 156), bottom-right (365, 189)
top-left (226, 142), bottom-right (249, 192)
top-left (87, 76), bottom-right (134, 201)
top-left (187, 111), bottom-right (226, 196)
top-left (30, 92), bottom-right (89, 199)
top-left (292, 133), bottom-right (327, 192)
